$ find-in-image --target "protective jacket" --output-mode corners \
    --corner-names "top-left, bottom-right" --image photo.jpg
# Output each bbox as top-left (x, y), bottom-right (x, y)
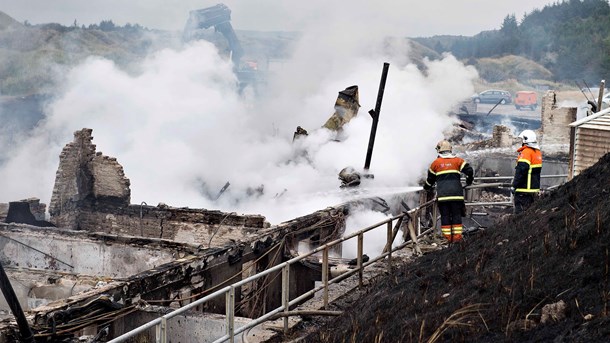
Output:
top-left (424, 155), bottom-right (474, 201)
top-left (512, 145), bottom-right (542, 193)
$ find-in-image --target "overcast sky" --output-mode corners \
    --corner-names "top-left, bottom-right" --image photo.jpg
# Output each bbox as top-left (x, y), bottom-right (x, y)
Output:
top-left (2, 0), bottom-right (554, 37)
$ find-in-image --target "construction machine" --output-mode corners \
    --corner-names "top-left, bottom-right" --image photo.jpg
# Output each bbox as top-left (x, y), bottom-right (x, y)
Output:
top-left (183, 3), bottom-right (244, 68)
top-left (183, 3), bottom-right (265, 92)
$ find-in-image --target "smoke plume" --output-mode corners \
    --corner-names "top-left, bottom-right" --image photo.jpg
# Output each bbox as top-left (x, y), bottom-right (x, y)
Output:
top-left (0, 5), bottom-right (479, 225)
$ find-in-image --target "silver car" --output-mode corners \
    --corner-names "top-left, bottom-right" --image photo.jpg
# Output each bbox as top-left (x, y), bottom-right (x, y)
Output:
top-left (472, 90), bottom-right (512, 104)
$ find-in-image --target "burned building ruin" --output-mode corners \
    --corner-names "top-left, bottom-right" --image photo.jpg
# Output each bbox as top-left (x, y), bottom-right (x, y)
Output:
top-left (0, 128), bottom-right (420, 342)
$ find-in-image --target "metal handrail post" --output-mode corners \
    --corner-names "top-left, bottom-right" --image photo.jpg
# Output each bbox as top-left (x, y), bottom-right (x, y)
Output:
top-left (432, 201), bottom-right (438, 233)
top-left (226, 287), bottom-right (235, 343)
top-left (386, 221), bottom-right (392, 271)
top-left (282, 265), bottom-right (290, 333)
top-left (322, 247), bottom-right (329, 309)
top-left (160, 318), bottom-right (167, 343)
top-left (357, 233), bottom-right (364, 287)
top-left (155, 318), bottom-right (167, 343)
top-left (414, 209), bottom-right (420, 236)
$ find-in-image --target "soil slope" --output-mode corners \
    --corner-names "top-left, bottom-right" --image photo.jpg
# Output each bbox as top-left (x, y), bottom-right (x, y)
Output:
top-left (304, 153), bottom-right (610, 342)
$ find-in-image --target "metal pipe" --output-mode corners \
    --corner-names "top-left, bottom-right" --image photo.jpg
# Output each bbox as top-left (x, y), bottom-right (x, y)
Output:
top-left (464, 183), bottom-right (511, 189)
top-left (486, 98), bottom-right (504, 116)
top-left (226, 287), bottom-right (235, 343)
top-left (139, 201), bottom-right (147, 237)
top-left (461, 174), bottom-right (568, 181)
top-left (386, 221), bottom-right (392, 271)
top-left (158, 317), bottom-right (167, 343)
top-left (364, 62), bottom-right (390, 171)
top-left (465, 201), bottom-right (513, 207)
top-left (322, 247), bottom-right (329, 308)
top-left (0, 262), bottom-right (34, 343)
top-left (357, 233), bottom-right (364, 287)
top-left (282, 266), bottom-right (289, 333)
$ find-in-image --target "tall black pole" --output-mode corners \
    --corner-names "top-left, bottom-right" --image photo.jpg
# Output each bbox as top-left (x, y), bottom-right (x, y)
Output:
top-left (364, 62), bottom-right (390, 171)
top-left (0, 262), bottom-right (35, 342)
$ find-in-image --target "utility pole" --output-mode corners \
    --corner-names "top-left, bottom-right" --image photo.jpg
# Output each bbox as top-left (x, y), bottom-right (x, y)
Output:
top-left (364, 62), bottom-right (390, 172)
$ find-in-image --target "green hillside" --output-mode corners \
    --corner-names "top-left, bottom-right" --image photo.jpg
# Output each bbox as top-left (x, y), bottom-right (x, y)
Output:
top-left (0, 11), bottom-right (302, 96)
top-left (4, 1), bottom-right (606, 97)
top-left (0, 12), bottom-right (184, 95)
top-left (414, 0), bottom-right (610, 83)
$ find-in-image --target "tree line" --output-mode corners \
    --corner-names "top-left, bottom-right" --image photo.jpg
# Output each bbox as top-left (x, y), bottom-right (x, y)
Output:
top-left (25, 19), bottom-right (148, 33)
top-left (416, 0), bottom-right (610, 83)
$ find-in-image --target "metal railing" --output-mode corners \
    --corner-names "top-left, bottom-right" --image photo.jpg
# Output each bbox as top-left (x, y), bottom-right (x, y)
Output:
top-left (107, 199), bottom-right (437, 343)
top-left (463, 174), bottom-right (568, 207)
top-left (107, 175), bottom-right (568, 343)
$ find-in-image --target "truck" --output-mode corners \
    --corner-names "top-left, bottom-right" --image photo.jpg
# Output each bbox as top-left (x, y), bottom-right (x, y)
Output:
top-left (514, 91), bottom-right (538, 111)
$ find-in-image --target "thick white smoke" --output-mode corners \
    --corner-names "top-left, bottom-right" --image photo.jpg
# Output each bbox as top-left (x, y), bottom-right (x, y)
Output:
top-left (0, 5), bottom-right (478, 225)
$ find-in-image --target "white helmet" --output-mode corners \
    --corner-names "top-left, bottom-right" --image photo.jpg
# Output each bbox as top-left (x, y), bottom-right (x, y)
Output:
top-left (518, 130), bottom-right (537, 144)
top-left (435, 140), bottom-right (452, 153)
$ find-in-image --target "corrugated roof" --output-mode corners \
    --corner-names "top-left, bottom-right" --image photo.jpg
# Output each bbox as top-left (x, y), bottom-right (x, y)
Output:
top-left (569, 107), bottom-right (610, 129)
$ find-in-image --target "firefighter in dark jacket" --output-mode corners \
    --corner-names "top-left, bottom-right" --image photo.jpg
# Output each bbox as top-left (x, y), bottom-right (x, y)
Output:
top-left (423, 140), bottom-right (474, 242)
top-left (512, 129), bottom-right (542, 214)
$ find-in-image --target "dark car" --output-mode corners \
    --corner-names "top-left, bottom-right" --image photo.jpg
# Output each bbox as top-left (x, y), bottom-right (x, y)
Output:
top-left (471, 90), bottom-right (512, 104)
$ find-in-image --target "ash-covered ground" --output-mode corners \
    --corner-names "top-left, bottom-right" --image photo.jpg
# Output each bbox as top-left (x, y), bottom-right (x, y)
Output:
top-left (296, 153), bottom-right (610, 342)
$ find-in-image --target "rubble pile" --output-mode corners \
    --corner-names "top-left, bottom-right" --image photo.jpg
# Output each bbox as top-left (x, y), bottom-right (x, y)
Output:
top-left (303, 153), bottom-right (610, 342)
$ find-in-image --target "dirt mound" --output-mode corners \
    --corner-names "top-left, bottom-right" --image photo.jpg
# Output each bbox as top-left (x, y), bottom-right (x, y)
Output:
top-left (304, 153), bottom-right (610, 342)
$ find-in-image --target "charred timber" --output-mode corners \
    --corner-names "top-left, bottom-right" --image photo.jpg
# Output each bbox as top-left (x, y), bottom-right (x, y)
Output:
top-left (364, 62), bottom-right (390, 171)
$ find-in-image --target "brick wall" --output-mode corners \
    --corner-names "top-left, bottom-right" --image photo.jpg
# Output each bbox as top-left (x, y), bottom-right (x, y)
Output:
top-left (49, 128), bottom-right (102, 229)
top-left (540, 91), bottom-right (577, 149)
top-left (48, 128), bottom-right (269, 246)
top-left (491, 125), bottom-right (513, 147)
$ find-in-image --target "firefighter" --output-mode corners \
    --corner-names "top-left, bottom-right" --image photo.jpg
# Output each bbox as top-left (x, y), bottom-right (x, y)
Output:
top-left (512, 129), bottom-right (542, 214)
top-left (423, 140), bottom-right (474, 243)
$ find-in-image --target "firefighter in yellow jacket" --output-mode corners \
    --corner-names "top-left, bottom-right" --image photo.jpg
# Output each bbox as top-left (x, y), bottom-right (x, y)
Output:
top-left (512, 129), bottom-right (542, 214)
top-left (423, 140), bottom-right (474, 242)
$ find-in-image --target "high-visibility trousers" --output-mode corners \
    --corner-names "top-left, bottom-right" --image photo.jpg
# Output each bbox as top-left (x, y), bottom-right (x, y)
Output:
top-left (438, 200), bottom-right (464, 242)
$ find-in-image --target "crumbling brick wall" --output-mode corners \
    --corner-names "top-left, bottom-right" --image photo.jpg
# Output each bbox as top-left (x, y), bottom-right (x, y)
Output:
top-left (91, 153), bottom-right (131, 201)
top-left (48, 128), bottom-right (269, 246)
top-left (49, 129), bottom-right (130, 229)
top-left (491, 125), bottom-right (513, 147)
top-left (540, 90), bottom-right (577, 149)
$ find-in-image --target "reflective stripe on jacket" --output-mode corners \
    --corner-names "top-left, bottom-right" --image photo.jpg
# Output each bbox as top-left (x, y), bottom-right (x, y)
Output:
top-left (425, 156), bottom-right (474, 202)
top-left (512, 146), bottom-right (542, 193)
